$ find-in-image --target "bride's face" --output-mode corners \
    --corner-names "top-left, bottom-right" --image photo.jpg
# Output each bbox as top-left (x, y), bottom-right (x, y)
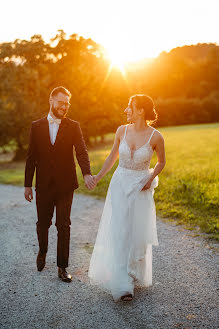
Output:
top-left (124, 101), bottom-right (133, 122)
top-left (124, 100), bottom-right (142, 122)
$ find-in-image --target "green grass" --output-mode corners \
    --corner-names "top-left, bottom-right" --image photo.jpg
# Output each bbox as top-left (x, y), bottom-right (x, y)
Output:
top-left (0, 162), bottom-right (25, 185)
top-left (0, 122), bottom-right (218, 241)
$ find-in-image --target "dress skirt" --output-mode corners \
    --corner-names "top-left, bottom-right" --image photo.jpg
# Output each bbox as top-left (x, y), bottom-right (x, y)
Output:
top-left (88, 165), bottom-right (159, 301)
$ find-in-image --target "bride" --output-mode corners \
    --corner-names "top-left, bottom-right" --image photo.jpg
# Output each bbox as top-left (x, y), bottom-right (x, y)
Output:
top-left (89, 94), bottom-right (166, 301)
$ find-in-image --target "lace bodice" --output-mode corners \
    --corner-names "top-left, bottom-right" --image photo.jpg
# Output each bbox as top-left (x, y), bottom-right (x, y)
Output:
top-left (119, 125), bottom-right (156, 171)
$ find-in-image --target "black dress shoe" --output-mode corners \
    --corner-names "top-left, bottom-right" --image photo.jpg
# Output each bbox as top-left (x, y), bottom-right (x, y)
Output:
top-left (58, 267), bottom-right (72, 282)
top-left (36, 251), bottom-right (46, 271)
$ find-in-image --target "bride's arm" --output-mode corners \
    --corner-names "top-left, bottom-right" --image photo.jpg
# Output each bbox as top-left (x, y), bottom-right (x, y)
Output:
top-left (152, 133), bottom-right (166, 178)
top-left (142, 131), bottom-right (166, 190)
top-left (95, 126), bottom-right (124, 183)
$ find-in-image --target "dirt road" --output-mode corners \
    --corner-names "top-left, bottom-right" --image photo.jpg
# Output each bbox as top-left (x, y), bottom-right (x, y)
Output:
top-left (0, 184), bottom-right (218, 329)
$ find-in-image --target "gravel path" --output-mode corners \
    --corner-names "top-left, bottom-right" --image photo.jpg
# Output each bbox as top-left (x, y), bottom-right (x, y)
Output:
top-left (0, 184), bottom-right (218, 329)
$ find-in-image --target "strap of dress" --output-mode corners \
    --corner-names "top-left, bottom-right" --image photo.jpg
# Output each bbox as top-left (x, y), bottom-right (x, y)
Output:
top-left (123, 125), bottom-right (128, 140)
top-left (147, 128), bottom-right (156, 144)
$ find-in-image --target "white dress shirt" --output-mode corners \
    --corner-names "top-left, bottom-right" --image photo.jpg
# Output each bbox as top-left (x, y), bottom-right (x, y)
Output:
top-left (47, 113), bottom-right (61, 145)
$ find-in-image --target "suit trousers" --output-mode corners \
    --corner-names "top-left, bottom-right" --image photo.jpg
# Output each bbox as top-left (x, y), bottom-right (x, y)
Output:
top-left (36, 184), bottom-right (73, 268)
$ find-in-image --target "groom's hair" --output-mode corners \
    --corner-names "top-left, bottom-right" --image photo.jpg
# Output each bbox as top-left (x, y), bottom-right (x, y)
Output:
top-left (50, 86), bottom-right (71, 99)
top-left (129, 94), bottom-right (158, 125)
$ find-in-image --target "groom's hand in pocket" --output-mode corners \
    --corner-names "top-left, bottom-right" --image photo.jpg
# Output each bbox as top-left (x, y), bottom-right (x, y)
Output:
top-left (24, 187), bottom-right (33, 202)
top-left (84, 175), bottom-right (96, 190)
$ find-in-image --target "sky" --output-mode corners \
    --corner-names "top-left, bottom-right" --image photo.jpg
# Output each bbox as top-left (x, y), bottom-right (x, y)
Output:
top-left (1, 0), bottom-right (219, 63)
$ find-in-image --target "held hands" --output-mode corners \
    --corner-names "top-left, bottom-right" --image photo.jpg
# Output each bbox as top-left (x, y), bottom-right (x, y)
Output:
top-left (25, 176), bottom-right (99, 197)
top-left (24, 187), bottom-right (33, 202)
top-left (84, 174), bottom-right (97, 190)
top-left (84, 174), bottom-right (101, 190)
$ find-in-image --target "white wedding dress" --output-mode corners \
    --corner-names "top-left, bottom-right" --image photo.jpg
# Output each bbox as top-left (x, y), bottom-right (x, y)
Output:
top-left (88, 125), bottom-right (159, 301)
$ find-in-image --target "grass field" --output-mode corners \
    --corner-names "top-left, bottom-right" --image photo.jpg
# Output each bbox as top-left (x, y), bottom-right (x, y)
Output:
top-left (0, 123), bottom-right (218, 241)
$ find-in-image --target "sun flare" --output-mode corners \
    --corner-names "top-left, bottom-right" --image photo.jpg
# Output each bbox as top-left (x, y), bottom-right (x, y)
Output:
top-left (105, 47), bottom-right (130, 75)
top-left (109, 56), bottom-right (126, 74)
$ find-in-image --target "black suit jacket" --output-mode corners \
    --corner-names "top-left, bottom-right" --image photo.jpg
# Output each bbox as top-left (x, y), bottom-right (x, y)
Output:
top-left (24, 117), bottom-right (91, 193)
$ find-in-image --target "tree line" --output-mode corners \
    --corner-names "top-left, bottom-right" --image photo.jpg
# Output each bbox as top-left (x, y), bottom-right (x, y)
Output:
top-left (0, 30), bottom-right (218, 158)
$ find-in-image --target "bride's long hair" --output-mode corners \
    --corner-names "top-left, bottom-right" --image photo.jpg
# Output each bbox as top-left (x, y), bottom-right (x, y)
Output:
top-left (129, 94), bottom-right (158, 126)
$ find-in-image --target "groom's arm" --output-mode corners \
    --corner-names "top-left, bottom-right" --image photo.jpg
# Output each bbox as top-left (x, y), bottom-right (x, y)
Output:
top-left (74, 122), bottom-right (92, 177)
top-left (24, 122), bottom-right (37, 188)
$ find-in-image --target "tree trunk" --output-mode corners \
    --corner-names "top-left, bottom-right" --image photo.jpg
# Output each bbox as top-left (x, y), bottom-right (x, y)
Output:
top-left (13, 143), bottom-right (27, 161)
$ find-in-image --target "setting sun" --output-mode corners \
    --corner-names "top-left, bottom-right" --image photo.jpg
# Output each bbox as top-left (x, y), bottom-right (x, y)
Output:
top-left (0, 0), bottom-right (218, 64)
top-left (105, 48), bottom-right (127, 74)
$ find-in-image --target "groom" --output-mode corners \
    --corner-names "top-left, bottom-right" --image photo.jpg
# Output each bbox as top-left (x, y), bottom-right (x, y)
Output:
top-left (24, 86), bottom-right (96, 282)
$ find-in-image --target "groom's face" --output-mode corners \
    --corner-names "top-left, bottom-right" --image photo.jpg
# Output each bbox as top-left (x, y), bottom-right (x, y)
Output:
top-left (50, 92), bottom-right (71, 119)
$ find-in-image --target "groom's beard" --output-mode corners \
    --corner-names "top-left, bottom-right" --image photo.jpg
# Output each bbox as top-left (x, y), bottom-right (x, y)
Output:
top-left (51, 105), bottom-right (68, 119)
